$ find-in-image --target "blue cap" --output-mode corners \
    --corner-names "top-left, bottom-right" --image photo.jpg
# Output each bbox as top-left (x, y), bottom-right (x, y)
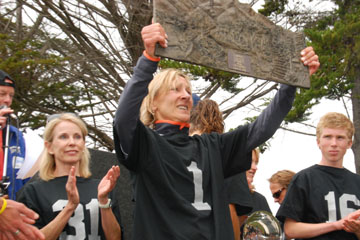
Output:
top-left (192, 93), bottom-right (200, 107)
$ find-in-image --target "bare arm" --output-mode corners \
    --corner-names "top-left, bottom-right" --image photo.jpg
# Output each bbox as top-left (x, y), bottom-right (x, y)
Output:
top-left (284, 217), bottom-right (343, 239)
top-left (40, 166), bottom-right (79, 240)
top-left (98, 166), bottom-right (121, 240)
top-left (229, 204), bottom-right (240, 240)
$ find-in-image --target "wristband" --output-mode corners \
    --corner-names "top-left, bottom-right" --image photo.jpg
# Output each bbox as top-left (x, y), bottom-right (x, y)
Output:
top-left (0, 198), bottom-right (7, 215)
top-left (99, 198), bottom-right (111, 209)
top-left (143, 50), bottom-right (161, 62)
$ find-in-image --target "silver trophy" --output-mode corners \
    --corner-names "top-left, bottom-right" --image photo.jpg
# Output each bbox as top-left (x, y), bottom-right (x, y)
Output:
top-left (243, 211), bottom-right (283, 240)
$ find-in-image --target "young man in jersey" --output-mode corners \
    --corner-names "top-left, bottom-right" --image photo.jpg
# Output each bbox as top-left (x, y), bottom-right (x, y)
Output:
top-left (0, 70), bottom-right (28, 200)
top-left (277, 112), bottom-right (360, 239)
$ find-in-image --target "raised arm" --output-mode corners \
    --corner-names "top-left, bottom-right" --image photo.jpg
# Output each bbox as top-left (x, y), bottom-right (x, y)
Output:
top-left (246, 46), bottom-right (320, 151)
top-left (98, 165), bottom-right (122, 240)
top-left (113, 23), bottom-right (167, 161)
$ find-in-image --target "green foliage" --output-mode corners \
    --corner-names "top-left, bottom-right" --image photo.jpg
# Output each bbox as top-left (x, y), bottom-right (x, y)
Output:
top-left (0, 18), bottom-right (95, 130)
top-left (258, 0), bottom-right (289, 17)
top-left (304, 1), bottom-right (360, 98)
top-left (258, 0), bottom-right (360, 122)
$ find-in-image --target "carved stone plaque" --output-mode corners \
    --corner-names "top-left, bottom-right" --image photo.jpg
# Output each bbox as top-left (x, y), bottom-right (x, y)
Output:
top-left (154, 0), bottom-right (310, 88)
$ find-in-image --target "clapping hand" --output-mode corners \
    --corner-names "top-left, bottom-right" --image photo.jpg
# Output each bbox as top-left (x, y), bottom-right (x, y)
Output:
top-left (98, 166), bottom-right (120, 204)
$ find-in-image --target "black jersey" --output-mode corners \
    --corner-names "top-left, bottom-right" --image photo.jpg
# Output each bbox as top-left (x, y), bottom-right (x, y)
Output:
top-left (277, 164), bottom-right (360, 240)
top-left (125, 122), bottom-right (251, 240)
top-left (224, 172), bottom-right (253, 216)
top-left (17, 176), bottom-right (122, 240)
top-left (249, 191), bottom-right (272, 215)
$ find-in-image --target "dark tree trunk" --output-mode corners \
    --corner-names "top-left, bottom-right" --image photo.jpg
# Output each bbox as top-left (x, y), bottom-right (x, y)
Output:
top-left (351, 68), bottom-right (360, 174)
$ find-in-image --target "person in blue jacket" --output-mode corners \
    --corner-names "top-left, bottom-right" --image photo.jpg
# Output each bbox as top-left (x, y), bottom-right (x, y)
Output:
top-left (0, 70), bottom-right (28, 200)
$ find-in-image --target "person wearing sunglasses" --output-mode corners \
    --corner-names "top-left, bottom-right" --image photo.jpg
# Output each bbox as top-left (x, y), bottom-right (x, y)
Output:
top-left (269, 170), bottom-right (295, 205)
top-left (268, 170), bottom-right (296, 240)
top-left (17, 113), bottom-right (122, 240)
top-left (277, 112), bottom-right (360, 239)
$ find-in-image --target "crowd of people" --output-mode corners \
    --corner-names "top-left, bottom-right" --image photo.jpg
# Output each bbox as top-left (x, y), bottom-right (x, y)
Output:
top-left (0, 19), bottom-right (359, 240)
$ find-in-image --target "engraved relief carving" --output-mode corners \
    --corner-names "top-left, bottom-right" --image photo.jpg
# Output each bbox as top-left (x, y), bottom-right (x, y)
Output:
top-left (154, 0), bottom-right (310, 88)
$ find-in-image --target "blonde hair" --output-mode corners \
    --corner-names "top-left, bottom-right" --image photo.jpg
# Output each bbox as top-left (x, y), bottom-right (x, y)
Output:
top-left (252, 148), bottom-right (260, 164)
top-left (268, 170), bottom-right (296, 189)
top-left (248, 148), bottom-right (260, 193)
top-left (316, 112), bottom-right (354, 140)
top-left (140, 68), bottom-right (191, 128)
top-left (39, 113), bottom-right (91, 181)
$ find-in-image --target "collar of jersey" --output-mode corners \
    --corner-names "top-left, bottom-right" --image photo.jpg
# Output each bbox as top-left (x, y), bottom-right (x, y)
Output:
top-left (154, 120), bottom-right (190, 135)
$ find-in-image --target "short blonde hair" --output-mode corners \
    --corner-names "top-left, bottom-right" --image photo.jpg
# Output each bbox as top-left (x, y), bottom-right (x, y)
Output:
top-left (140, 68), bottom-right (191, 128)
top-left (268, 169), bottom-right (296, 189)
top-left (39, 113), bottom-right (91, 181)
top-left (316, 112), bottom-right (354, 140)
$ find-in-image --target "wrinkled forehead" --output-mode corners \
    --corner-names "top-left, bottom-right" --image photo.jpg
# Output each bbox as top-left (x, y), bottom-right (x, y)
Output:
top-left (0, 84), bottom-right (15, 92)
top-left (160, 75), bottom-right (192, 92)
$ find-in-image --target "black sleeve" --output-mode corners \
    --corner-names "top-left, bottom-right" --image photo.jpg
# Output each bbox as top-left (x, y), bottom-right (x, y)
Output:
top-left (246, 84), bottom-right (296, 152)
top-left (113, 55), bottom-right (158, 165)
top-left (276, 173), bottom-right (306, 223)
top-left (220, 85), bottom-right (295, 177)
top-left (220, 125), bottom-right (252, 177)
top-left (251, 191), bottom-right (272, 214)
top-left (17, 182), bottom-right (46, 229)
top-left (224, 172), bottom-right (253, 216)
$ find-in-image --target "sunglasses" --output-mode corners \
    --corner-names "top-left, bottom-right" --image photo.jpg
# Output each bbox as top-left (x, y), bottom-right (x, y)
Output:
top-left (272, 188), bottom-right (285, 199)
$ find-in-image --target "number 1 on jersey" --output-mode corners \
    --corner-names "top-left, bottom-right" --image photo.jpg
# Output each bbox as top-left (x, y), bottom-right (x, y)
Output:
top-left (187, 162), bottom-right (211, 211)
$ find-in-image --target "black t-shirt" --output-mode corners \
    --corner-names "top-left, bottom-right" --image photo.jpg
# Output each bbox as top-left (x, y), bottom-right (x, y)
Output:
top-left (18, 176), bottom-right (122, 240)
top-left (224, 172), bottom-right (253, 216)
top-left (277, 164), bottom-right (360, 240)
top-left (249, 191), bottom-right (271, 215)
top-left (122, 122), bottom-right (251, 240)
